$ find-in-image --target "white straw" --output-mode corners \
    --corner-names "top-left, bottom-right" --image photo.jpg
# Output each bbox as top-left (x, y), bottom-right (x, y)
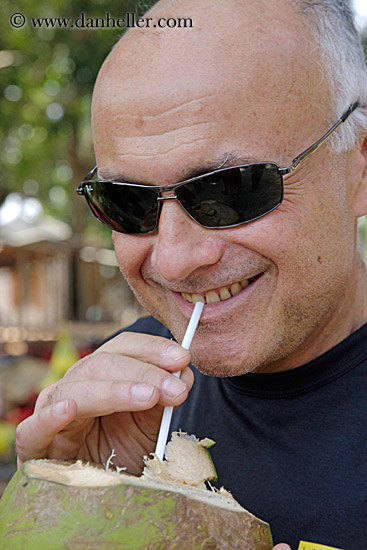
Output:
top-left (155, 301), bottom-right (204, 461)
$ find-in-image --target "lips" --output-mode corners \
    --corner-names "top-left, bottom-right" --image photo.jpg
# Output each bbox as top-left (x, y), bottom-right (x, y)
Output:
top-left (180, 275), bottom-right (259, 304)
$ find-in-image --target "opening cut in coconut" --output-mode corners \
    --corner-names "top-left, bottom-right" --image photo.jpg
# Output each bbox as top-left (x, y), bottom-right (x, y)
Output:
top-left (143, 431), bottom-right (218, 488)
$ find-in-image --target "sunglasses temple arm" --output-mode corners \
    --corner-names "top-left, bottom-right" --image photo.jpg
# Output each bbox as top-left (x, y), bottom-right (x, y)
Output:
top-left (85, 165), bottom-right (98, 180)
top-left (76, 166), bottom-right (98, 194)
top-left (280, 101), bottom-right (360, 176)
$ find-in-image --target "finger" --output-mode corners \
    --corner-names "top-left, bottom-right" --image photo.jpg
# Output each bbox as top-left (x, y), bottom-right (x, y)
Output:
top-left (38, 363), bottom-right (193, 421)
top-left (42, 377), bottom-right (190, 418)
top-left (63, 351), bottom-right (194, 392)
top-left (16, 399), bottom-right (78, 466)
top-left (96, 332), bottom-right (191, 372)
top-left (179, 365), bottom-right (194, 391)
top-left (34, 381), bottom-right (64, 413)
top-left (272, 544), bottom-right (292, 550)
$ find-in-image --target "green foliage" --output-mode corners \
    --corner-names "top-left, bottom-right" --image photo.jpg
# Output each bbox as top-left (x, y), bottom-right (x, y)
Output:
top-left (0, 0), bottom-right (152, 235)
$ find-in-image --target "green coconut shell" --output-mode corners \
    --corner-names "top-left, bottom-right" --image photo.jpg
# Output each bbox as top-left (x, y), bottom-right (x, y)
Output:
top-left (0, 459), bottom-right (272, 550)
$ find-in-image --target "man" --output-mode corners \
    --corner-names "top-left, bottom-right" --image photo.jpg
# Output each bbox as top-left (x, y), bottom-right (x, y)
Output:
top-left (16, 0), bottom-right (367, 548)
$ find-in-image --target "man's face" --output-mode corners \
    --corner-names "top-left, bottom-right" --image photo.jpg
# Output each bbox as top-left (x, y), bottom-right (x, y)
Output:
top-left (92, 0), bottom-right (360, 375)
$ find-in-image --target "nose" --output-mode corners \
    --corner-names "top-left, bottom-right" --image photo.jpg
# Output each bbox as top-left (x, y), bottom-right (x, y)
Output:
top-left (151, 199), bottom-right (224, 283)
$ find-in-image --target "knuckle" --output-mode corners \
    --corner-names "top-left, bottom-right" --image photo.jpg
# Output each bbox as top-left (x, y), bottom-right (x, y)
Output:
top-left (134, 362), bottom-right (153, 383)
top-left (62, 355), bottom-right (88, 378)
top-left (97, 380), bottom-right (127, 406)
top-left (36, 385), bottom-right (58, 411)
top-left (38, 385), bottom-right (53, 402)
top-left (38, 385), bottom-right (61, 411)
top-left (15, 422), bottom-right (22, 443)
top-left (109, 380), bottom-right (126, 399)
top-left (63, 352), bottom-right (111, 380)
top-left (88, 350), bottom-right (113, 372)
top-left (101, 331), bottom-right (130, 350)
top-left (113, 331), bottom-right (163, 349)
top-left (15, 420), bottom-right (27, 450)
top-left (115, 331), bottom-right (130, 345)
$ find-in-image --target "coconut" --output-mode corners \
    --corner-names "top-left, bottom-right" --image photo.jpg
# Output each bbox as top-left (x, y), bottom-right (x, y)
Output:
top-left (0, 432), bottom-right (272, 549)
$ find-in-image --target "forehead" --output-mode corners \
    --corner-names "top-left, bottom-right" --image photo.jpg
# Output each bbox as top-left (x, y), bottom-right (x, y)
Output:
top-left (92, 0), bottom-right (329, 182)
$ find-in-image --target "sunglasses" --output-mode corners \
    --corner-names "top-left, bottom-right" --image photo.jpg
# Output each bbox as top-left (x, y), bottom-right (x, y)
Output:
top-left (77, 102), bottom-right (359, 235)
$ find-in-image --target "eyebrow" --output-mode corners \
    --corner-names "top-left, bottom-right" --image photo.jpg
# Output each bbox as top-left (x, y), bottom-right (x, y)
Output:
top-left (98, 152), bottom-right (256, 184)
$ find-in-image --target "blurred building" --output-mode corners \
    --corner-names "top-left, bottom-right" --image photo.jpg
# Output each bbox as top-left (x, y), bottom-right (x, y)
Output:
top-left (0, 194), bottom-right (145, 353)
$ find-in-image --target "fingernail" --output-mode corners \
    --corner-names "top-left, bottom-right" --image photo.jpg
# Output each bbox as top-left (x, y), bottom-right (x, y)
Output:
top-left (53, 400), bottom-right (69, 416)
top-left (162, 376), bottom-right (186, 398)
top-left (131, 384), bottom-right (155, 402)
top-left (166, 344), bottom-right (190, 361)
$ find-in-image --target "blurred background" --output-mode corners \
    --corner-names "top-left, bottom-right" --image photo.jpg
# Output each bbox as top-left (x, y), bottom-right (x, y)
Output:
top-left (0, 0), bottom-right (154, 489)
top-left (0, 0), bottom-right (367, 489)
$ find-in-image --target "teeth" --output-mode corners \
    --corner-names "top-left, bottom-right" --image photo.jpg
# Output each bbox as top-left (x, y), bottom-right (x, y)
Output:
top-left (230, 282), bottom-right (242, 296)
top-left (219, 288), bottom-right (231, 301)
top-left (192, 294), bottom-right (205, 304)
top-left (181, 275), bottom-right (258, 304)
top-left (206, 291), bottom-right (220, 304)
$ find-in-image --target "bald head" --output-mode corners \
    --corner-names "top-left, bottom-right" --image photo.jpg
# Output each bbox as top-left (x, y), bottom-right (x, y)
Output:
top-left (92, 0), bottom-right (329, 182)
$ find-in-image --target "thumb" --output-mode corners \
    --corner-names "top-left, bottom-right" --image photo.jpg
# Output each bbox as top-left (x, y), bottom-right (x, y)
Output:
top-left (272, 545), bottom-right (292, 550)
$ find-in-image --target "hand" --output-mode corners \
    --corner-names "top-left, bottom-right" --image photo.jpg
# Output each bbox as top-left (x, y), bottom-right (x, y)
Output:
top-left (16, 332), bottom-right (193, 475)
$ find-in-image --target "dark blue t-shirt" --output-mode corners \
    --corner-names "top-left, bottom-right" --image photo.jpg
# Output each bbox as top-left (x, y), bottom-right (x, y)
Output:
top-left (121, 316), bottom-right (367, 550)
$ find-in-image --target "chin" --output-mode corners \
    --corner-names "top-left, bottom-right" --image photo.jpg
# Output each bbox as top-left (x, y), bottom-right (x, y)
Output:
top-left (189, 346), bottom-right (259, 378)
top-left (187, 323), bottom-right (297, 377)
top-left (166, 319), bottom-right (276, 377)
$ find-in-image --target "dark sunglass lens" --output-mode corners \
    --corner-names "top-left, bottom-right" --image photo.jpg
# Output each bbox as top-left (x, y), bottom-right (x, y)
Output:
top-left (84, 182), bottom-right (158, 234)
top-left (177, 164), bottom-right (283, 227)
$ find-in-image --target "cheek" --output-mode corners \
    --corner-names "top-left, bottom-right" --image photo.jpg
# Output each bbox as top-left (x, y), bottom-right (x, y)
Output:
top-left (224, 175), bottom-right (353, 287)
top-left (113, 233), bottom-right (152, 281)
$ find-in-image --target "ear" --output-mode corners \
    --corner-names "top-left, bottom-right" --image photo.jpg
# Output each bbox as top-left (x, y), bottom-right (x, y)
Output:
top-left (351, 136), bottom-right (367, 218)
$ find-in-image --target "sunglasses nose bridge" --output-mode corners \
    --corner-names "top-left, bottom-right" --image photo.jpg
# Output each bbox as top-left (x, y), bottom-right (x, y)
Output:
top-left (157, 196), bottom-right (178, 201)
top-left (155, 193), bottom-right (179, 231)
top-left (156, 191), bottom-right (192, 232)
top-left (156, 191), bottom-right (178, 202)
top-left (157, 188), bottom-right (178, 201)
